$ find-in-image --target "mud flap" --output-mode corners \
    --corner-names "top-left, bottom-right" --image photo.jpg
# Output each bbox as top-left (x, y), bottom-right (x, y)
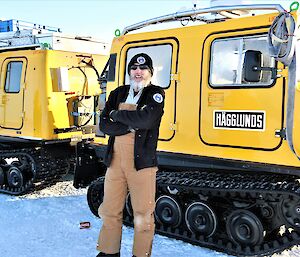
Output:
top-left (73, 142), bottom-right (106, 188)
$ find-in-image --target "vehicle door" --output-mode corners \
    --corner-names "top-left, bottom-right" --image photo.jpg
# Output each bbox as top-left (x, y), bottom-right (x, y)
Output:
top-left (0, 57), bottom-right (27, 129)
top-left (200, 31), bottom-right (283, 150)
top-left (120, 39), bottom-right (178, 141)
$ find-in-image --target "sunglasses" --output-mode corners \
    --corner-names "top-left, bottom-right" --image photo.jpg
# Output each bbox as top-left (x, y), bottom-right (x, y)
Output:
top-left (130, 65), bottom-right (149, 71)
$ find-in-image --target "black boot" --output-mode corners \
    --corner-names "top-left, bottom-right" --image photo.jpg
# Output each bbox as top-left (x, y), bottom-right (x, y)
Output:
top-left (96, 252), bottom-right (120, 257)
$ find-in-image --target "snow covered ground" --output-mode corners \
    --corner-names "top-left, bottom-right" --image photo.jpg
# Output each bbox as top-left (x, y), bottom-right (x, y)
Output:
top-left (1, 179), bottom-right (300, 257)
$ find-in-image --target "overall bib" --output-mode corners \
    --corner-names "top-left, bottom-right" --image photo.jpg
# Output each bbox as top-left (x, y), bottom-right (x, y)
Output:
top-left (97, 133), bottom-right (157, 257)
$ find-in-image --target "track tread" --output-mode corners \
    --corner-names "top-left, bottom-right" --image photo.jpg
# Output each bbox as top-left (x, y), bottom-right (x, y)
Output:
top-left (87, 170), bottom-right (300, 256)
top-left (0, 147), bottom-right (69, 195)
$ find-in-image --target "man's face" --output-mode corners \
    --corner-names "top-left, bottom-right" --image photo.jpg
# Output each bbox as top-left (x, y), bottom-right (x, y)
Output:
top-left (129, 64), bottom-right (152, 86)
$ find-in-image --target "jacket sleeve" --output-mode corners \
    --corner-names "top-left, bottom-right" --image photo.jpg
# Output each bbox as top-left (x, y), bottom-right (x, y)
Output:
top-left (99, 89), bottom-right (129, 136)
top-left (113, 89), bottom-right (165, 130)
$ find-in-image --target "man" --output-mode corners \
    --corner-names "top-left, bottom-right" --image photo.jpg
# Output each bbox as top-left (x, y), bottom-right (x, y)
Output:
top-left (96, 53), bottom-right (165, 257)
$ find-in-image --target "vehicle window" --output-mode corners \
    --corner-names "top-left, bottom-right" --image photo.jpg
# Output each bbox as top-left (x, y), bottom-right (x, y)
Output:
top-left (210, 35), bottom-right (275, 87)
top-left (125, 44), bottom-right (172, 88)
top-left (5, 61), bottom-right (23, 93)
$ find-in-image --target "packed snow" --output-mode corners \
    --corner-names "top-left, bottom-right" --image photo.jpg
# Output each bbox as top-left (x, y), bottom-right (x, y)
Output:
top-left (1, 178), bottom-right (300, 257)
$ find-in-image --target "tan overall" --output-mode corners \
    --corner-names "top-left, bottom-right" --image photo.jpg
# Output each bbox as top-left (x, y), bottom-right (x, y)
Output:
top-left (97, 132), bottom-right (157, 257)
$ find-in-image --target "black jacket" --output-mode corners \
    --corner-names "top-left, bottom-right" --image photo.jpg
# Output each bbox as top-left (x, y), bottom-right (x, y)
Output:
top-left (99, 84), bottom-right (165, 170)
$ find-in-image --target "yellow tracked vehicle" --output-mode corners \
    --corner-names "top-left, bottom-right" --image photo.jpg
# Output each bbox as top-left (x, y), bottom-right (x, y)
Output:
top-left (0, 20), bottom-right (109, 195)
top-left (74, 2), bottom-right (300, 256)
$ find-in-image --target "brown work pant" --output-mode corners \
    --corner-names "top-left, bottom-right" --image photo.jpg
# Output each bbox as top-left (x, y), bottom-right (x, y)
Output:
top-left (97, 133), bottom-right (157, 257)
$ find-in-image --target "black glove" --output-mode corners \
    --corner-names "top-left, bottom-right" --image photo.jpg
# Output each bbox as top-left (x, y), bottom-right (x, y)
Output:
top-left (109, 110), bottom-right (118, 122)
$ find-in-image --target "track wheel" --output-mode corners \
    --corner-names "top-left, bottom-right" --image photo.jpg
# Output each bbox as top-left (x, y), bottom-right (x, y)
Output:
top-left (185, 202), bottom-right (217, 237)
top-left (155, 195), bottom-right (182, 227)
top-left (280, 198), bottom-right (300, 230)
top-left (87, 179), bottom-right (104, 218)
top-left (7, 166), bottom-right (24, 188)
top-left (226, 209), bottom-right (264, 246)
top-left (0, 167), bottom-right (4, 185)
top-left (125, 193), bottom-right (133, 217)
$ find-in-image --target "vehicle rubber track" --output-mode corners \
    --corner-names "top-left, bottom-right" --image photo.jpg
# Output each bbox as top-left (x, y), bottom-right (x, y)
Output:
top-left (87, 170), bottom-right (300, 256)
top-left (0, 147), bottom-right (70, 195)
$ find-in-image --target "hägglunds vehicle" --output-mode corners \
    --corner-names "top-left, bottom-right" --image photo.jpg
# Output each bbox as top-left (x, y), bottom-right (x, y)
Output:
top-left (74, 1), bottom-right (300, 256)
top-left (0, 19), bottom-right (109, 195)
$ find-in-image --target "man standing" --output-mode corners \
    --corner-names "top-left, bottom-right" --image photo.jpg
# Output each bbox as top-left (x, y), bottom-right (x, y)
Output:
top-left (96, 53), bottom-right (165, 257)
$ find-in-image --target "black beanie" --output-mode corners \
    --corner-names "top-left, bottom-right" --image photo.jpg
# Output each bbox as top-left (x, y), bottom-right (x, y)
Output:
top-left (127, 53), bottom-right (154, 75)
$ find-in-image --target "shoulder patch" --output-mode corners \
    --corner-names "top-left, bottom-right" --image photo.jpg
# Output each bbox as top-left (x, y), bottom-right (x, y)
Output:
top-left (153, 93), bottom-right (163, 103)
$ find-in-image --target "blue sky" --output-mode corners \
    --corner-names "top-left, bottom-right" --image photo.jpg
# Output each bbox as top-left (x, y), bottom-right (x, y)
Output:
top-left (0, 0), bottom-right (293, 43)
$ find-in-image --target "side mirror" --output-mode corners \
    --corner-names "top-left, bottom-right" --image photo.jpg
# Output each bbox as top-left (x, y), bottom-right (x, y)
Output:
top-left (107, 53), bottom-right (117, 82)
top-left (243, 50), bottom-right (262, 82)
top-left (98, 53), bottom-right (117, 90)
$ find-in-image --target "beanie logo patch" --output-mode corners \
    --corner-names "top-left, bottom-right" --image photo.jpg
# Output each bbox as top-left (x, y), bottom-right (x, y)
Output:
top-left (153, 93), bottom-right (163, 103)
top-left (137, 56), bottom-right (146, 64)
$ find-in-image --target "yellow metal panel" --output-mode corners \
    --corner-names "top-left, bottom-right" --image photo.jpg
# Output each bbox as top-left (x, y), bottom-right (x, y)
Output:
top-left (48, 92), bottom-right (70, 129)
